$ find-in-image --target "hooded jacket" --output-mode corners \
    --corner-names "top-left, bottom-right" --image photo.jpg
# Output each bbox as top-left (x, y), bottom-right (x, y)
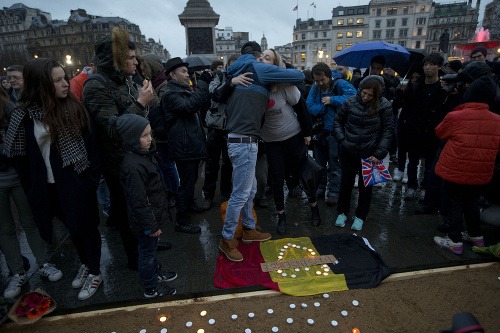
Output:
top-left (435, 102), bottom-right (500, 185)
top-left (333, 75), bottom-right (394, 160)
top-left (82, 32), bottom-right (149, 176)
top-left (224, 54), bottom-right (305, 138)
top-left (306, 70), bottom-right (356, 132)
top-left (114, 114), bottom-right (168, 236)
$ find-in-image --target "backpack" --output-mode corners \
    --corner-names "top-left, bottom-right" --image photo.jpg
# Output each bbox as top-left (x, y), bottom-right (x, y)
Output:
top-left (205, 70), bottom-right (227, 130)
top-left (148, 99), bottom-right (169, 142)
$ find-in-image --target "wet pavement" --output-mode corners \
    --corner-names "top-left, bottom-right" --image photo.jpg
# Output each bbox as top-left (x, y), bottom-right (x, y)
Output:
top-left (1, 158), bottom-right (498, 315)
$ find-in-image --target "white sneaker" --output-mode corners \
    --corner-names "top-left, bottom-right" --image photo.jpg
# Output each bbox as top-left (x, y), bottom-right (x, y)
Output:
top-left (4, 273), bottom-right (27, 298)
top-left (72, 264), bottom-right (89, 289)
top-left (78, 274), bottom-right (102, 300)
top-left (39, 263), bottom-right (63, 282)
top-left (402, 176), bottom-right (408, 184)
top-left (354, 174), bottom-right (359, 188)
top-left (393, 169), bottom-right (404, 181)
top-left (404, 188), bottom-right (416, 200)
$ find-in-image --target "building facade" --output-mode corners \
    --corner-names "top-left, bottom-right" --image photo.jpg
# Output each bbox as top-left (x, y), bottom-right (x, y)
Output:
top-left (331, 5), bottom-right (370, 62)
top-left (426, 1), bottom-right (479, 57)
top-left (292, 18), bottom-right (333, 70)
top-left (483, 0), bottom-right (500, 41)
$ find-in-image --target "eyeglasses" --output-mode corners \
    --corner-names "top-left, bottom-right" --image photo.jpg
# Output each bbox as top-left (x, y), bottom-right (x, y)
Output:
top-left (7, 75), bottom-right (22, 81)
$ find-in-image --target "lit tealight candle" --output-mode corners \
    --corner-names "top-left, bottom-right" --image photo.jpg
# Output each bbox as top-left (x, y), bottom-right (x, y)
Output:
top-left (295, 268), bottom-right (300, 272)
top-left (267, 309), bottom-right (274, 314)
top-left (279, 252), bottom-right (284, 256)
top-left (186, 321), bottom-right (193, 327)
top-left (248, 312), bottom-right (255, 318)
top-left (292, 244), bottom-right (297, 247)
top-left (310, 252), bottom-right (316, 256)
top-left (160, 329), bottom-right (167, 333)
top-left (314, 302), bottom-right (320, 307)
top-left (352, 328), bottom-right (360, 333)
top-left (287, 318), bottom-right (293, 324)
top-left (323, 272), bottom-right (329, 276)
top-left (323, 293), bottom-right (330, 299)
top-left (200, 310), bottom-right (207, 316)
top-left (287, 243), bottom-right (292, 246)
top-left (301, 303), bottom-right (308, 308)
top-left (231, 314), bottom-right (238, 320)
top-left (278, 256), bottom-right (283, 259)
top-left (139, 330), bottom-right (146, 333)
top-left (324, 268), bottom-right (330, 272)
top-left (284, 245), bottom-right (289, 249)
top-left (245, 329), bottom-right (252, 333)
top-left (282, 272), bottom-right (287, 277)
top-left (208, 319), bottom-right (215, 325)
top-left (316, 271), bottom-right (322, 275)
top-left (291, 274), bottom-right (296, 278)
top-left (290, 303), bottom-right (296, 309)
top-left (304, 267), bottom-right (310, 271)
top-left (322, 264), bottom-right (328, 268)
top-left (307, 318), bottom-right (314, 325)
top-left (302, 246), bottom-right (307, 250)
top-left (197, 330), bottom-right (205, 333)
top-left (331, 320), bottom-right (338, 326)
top-left (352, 300), bottom-right (359, 306)
top-left (272, 327), bottom-right (279, 332)
top-left (277, 269), bottom-right (283, 274)
top-left (341, 310), bottom-right (348, 317)
top-left (308, 248), bottom-right (313, 252)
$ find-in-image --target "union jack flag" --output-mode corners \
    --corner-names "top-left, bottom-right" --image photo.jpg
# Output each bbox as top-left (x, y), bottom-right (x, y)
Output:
top-left (361, 158), bottom-right (392, 187)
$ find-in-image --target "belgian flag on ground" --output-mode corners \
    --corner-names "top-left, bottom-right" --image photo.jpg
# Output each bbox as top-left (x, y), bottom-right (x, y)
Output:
top-left (214, 234), bottom-right (392, 296)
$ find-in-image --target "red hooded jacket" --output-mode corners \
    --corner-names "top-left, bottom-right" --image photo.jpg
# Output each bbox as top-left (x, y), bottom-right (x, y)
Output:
top-left (435, 102), bottom-right (500, 184)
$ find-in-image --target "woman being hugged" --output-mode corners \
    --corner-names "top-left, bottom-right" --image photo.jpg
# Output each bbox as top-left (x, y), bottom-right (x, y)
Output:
top-left (259, 49), bottom-right (318, 235)
top-left (333, 76), bottom-right (393, 231)
top-left (3, 58), bottom-right (102, 301)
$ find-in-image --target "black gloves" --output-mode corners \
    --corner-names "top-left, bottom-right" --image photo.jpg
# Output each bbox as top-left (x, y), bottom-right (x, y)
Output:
top-left (198, 71), bottom-right (214, 84)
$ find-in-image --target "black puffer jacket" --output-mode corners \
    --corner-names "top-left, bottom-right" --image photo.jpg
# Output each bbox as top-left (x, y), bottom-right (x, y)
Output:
top-left (120, 150), bottom-right (167, 236)
top-left (333, 75), bottom-right (394, 160)
top-left (162, 80), bottom-right (209, 161)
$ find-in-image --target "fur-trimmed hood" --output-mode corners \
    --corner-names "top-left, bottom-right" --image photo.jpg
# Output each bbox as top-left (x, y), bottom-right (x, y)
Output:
top-left (94, 27), bottom-right (131, 81)
top-left (138, 54), bottom-right (164, 81)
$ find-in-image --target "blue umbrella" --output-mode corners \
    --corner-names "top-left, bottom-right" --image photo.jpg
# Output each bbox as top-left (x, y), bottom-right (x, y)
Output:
top-left (333, 41), bottom-right (410, 69)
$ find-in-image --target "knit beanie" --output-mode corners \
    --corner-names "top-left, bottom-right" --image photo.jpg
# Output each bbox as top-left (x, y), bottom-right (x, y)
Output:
top-left (458, 61), bottom-right (491, 83)
top-left (110, 114), bottom-right (149, 150)
top-left (463, 76), bottom-right (497, 105)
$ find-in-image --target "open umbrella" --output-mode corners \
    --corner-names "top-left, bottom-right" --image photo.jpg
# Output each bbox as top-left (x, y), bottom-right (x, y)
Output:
top-left (391, 48), bottom-right (427, 78)
top-left (333, 41), bottom-right (410, 69)
top-left (183, 56), bottom-right (212, 71)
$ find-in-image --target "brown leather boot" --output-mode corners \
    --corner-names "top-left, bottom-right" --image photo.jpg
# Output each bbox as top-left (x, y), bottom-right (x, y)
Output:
top-left (241, 228), bottom-right (272, 243)
top-left (219, 238), bottom-right (243, 262)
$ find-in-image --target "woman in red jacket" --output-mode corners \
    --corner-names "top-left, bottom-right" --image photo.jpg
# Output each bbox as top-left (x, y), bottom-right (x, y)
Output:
top-left (433, 76), bottom-right (500, 255)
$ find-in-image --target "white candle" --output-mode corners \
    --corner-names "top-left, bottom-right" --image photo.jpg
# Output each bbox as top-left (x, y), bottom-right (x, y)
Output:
top-left (248, 312), bottom-right (255, 318)
top-left (301, 303), bottom-right (308, 308)
top-left (160, 329), bottom-right (167, 333)
top-left (208, 319), bottom-right (215, 325)
top-left (272, 327), bottom-right (279, 332)
top-left (231, 314), bottom-right (238, 320)
top-left (323, 293), bottom-right (330, 299)
top-left (245, 329), bottom-right (252, 333)
top-left (291, 274), bottom-right (296, 278)
top-left (352, 300), bottom-right (359, 306)
top-left (287, 318), bottom-right (293, 324)
top-left (341, 310), bottom-right (348, 317)
top-left (186, 321), bottom-right (193, 327)
top-left (200, 310), bottom-right (207, 316)
top-left (307, 319), bottom-right (314, 325)
top-left (267, 309), bottom-right (274, 314)
top-left (331, 320), bottom-right (338, 326)
top-left (289, 304), bottom-right (296, 309)
top-left (314, 302), bottom-right (320, 307)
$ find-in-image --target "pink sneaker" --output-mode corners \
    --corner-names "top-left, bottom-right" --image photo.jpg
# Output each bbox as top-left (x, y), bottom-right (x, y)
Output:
top-left (461, 232), bottom-right (485, 247)
top-left (434, 236), bottom-right (463, 255)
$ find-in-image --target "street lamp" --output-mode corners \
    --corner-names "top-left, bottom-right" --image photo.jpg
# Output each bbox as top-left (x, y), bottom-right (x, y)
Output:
top-left (65, 55), bottom-right (73, 78)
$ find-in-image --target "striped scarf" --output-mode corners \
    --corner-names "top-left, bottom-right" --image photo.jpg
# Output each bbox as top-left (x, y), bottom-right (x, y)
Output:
top-left (3, 104), bottom-right (90, 174)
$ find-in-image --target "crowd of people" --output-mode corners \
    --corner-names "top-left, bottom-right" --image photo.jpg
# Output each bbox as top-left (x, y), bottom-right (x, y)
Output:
top-left (1, 28), bottom-right (499, 303)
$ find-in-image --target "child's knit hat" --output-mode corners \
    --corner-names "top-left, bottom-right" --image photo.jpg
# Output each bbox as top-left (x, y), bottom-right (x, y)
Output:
top-left (110, 114), bottom-right (149, 150)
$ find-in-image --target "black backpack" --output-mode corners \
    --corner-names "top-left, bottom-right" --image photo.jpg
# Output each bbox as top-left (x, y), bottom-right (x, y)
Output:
top-left (148, 99), bottom-right (168, 142)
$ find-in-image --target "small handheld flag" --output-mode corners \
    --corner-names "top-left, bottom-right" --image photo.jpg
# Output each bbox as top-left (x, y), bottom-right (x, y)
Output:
top-left (361, 158), bottom-right (392, 187)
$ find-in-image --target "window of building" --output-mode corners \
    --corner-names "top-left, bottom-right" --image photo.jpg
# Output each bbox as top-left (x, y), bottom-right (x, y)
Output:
top-left (357, 8), bottom-right (364, 14)
top-left (455, 32), bottom-right (462, 39)
top-left (227, 33), bottom-right (230, 36)
top-left (346, 43), bottom-right (352, 48)
top-left (386, 29), bottom-right (395, 39)
top-left (399, 40), bottom-right (407, 47)
top-left (416, 17), bottom-right (426, 25)
top-left (346, 31), bottom-right (353, 38)
top-left (387, 7), bottom-right (397, 15)
top-left (386, 19), bottom-right (396, 27)
top-left (402, 18), bottom-right (408, 26)
top-left (301, 33), bottom-right (306, 40)
top-left (294, 34), bottom-right (298, 41)
top-left (399, 29), bottom-right (408, 37)
top-left (376, 8), bottom-right (381, 16)
top-left (347, 18), bottom-right (354, 25)
top-left (373, 30), bottom-right (381, 39)
top-left (338, 10), bottom-right (344, 15)
top-left (336, 43), bottom-right (343, 51)
top-left (357, 18), bottom-right (363, 24)
top-left (416, 41), bottom-right (421, 48)
top-left (226, 46), bottom-right (229, 50)
top-left (314, 32), bottom-right (318, 38)
top-left (301, 45), bottom-right (305, 49)
top-left (323, 31), bottom-right (327, 37)
top-left (301, 53), bottom-right (306, 62)
top-left (419, 5), bottom-right (426, 12)
top-left (323, 43), bottom-right (327, 47)
top-left (375, 20), bottom-right (381, 28)
top-left (417, 28), bottom-right (423, 36)
top-left (337, 32), bottom-right (343, 38)
top-left (356, 31), bottom-right (363, 38)
top-left (403, 6), bottom-right (409, 14)
top-left (348, 9), bottom-right (354, 14)
top-left (337, 19), bottom-right (344, 25)
top-left (219, 46), bottom-right (222, 50)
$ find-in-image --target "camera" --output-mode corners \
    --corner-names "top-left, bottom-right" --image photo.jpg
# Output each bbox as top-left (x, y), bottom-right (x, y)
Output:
top-left (441, 73), bottom-right (464, 93)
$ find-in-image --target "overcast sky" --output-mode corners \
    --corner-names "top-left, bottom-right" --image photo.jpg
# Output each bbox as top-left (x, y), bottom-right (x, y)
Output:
top-left (5, 0), bottom-right (491, 58)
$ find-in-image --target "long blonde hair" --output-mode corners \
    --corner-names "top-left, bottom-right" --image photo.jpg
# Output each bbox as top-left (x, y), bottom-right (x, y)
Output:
top-left (268, 49), bottom-right (291, 92)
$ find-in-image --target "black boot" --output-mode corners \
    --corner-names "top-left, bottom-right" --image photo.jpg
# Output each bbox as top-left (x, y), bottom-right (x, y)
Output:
top-left (310, 205), bottom-right (321, 226)
top-left (276, 212), bottom-right (287, 235)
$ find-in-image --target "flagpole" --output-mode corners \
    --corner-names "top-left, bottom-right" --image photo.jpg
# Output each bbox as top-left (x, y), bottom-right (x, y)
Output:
top-left (296, 0), bottom-right (299, 21)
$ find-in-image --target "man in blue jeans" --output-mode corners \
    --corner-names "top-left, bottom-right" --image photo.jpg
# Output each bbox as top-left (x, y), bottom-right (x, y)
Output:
top-left (306, 63), bottom-right (356, 206)
top-left (219, 41), bottom-right (305, 262)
